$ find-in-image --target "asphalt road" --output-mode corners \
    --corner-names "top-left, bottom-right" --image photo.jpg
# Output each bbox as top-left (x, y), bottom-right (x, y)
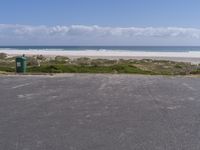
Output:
top-left (0, 74), bottom-right (200, 150)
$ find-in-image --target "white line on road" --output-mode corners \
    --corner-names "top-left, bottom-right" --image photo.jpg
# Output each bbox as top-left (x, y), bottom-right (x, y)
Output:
top-left (12, 83), bottom-right (32, 89)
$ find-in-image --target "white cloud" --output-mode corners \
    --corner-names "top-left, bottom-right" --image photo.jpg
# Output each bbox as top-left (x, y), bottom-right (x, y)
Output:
top-left (0, 24), bottom-right (200, 45)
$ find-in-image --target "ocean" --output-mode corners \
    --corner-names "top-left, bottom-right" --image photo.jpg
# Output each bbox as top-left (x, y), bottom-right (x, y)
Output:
top-left (0, 46), bottom-right (200, 52)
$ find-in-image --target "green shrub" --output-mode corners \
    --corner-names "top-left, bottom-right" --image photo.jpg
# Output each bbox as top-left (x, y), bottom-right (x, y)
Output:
top-left (36, 55), bottom-right (46, 61)
top-left (0, 53), bottom-right (7, 59)
top-left (190, 69), bottom-right (200, 75)
top-left (75, 57), bottom-right (91, 66)
top-left (174, 64), bottom-right (183, 69)
top-left (27, 57), bottom-right (39, 66)
top-left (27, 64), bottom-right (154, 74)
top-left (0, 66), bottom-right (15, 72)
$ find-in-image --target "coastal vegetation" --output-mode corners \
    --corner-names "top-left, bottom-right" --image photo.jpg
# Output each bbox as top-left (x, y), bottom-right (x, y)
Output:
top-left (0, 53), bottom-right (199, 75)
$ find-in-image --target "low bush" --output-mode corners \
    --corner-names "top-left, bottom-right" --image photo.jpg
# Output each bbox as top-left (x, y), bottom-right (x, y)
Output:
top-left (0, 53), bottom-right (7, 59)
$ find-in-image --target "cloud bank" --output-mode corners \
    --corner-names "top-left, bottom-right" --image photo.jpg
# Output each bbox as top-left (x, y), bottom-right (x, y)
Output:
top-left (0, 24), bottom-right (200, 45)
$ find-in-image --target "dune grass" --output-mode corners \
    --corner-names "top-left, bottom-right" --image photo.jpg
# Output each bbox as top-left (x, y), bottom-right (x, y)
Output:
top-left (27, 64), bottom-right (155, 74)
top-left (0, 53), bottom-right (199, 75)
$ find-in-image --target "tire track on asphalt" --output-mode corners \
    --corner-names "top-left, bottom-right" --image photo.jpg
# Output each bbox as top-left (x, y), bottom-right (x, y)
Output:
top-left (145, 77), bottom-right (180, 150)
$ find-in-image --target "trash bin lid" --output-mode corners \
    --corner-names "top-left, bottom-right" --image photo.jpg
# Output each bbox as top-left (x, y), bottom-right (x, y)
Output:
top-left (16, 56), bottom-right (26, 60)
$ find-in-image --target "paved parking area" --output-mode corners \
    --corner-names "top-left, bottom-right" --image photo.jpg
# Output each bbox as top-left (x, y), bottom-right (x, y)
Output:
top-left (0, 74), bottom-right (200, 150)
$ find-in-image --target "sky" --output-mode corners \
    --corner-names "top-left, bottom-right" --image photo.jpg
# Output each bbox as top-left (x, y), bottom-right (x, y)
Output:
top-left (0, 0), bottom-right (200, 45)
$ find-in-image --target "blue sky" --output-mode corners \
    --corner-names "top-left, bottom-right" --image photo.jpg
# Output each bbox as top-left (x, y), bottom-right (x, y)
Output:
top-left (0, 0), bottom-right (200, 45)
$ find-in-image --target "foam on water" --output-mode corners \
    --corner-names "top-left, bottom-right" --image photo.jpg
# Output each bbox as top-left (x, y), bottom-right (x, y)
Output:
top-left (0, 46), bottom-right (200, 52)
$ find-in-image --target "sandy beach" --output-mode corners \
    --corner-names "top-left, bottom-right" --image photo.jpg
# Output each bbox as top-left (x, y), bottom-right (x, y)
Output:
top-left (1, 49), bottom-right (200, 64)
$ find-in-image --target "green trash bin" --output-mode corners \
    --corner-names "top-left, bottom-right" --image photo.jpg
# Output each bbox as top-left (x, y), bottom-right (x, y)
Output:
top-left (16, 55), bottom-right (27, 73)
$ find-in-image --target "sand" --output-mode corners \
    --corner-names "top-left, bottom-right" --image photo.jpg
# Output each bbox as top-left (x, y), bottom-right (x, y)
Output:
top-left (0, 49), bottom-right (200, 64)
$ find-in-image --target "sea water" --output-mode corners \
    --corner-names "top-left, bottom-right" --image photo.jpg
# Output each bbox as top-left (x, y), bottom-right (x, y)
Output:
top-left (0, 46), bottom-right (200, 52)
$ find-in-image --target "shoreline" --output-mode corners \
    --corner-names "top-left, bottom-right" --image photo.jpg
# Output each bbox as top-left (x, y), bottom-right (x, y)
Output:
top-left (1, 50), bottom-right (200, 64)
